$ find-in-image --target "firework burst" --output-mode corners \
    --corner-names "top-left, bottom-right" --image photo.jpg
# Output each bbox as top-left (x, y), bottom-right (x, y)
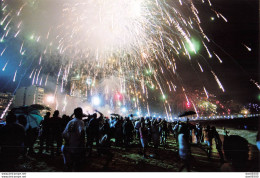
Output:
top-left (0, 0), bottom-right (249, 118)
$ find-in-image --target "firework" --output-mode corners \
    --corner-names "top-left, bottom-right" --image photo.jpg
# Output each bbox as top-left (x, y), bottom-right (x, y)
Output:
top-left (0, 0), bottom-right (251, 118)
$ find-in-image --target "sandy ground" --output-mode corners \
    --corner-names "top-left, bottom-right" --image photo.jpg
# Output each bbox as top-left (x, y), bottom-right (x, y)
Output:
top-left (1, 127), bottom-right (259, 172)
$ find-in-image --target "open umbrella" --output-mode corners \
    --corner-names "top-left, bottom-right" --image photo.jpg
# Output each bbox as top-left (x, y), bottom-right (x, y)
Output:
top-left (128, 113), bottom-right (137, 117)
top-left (110, 113), bottom-right (121, 117)
top-left (178, 111), bottom-right (196, 117)
top-left (11, 104), bottom-right (45, 130)
top-left (30, 104), bottom-right (51, 111)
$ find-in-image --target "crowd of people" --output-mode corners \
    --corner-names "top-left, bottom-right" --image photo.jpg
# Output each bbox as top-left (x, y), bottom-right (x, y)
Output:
top-left (0, 107), bottom-right (258, 172)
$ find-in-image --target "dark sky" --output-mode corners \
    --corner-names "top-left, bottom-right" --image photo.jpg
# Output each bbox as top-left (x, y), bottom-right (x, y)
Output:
top-left (187, 0), bottom-right (259, 104)
top-left (212, 0), bottom-right (259, 103)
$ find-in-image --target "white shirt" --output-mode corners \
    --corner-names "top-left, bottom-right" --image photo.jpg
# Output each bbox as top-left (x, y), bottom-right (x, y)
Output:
top-left (178, 133), bottom-right (190, 160)
top-left (63, 117), bottom-right (85, 153)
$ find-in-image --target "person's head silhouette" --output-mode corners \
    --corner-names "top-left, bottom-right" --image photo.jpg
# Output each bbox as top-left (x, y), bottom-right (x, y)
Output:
top-left (74, 107), bottom-right (83, 120)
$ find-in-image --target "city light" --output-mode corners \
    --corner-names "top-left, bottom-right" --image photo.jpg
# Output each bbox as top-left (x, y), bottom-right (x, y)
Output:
top-left (121, 107), bottom-right (127, 113)
top-left (92, 96), bottom-right (101, 106)
top-left (46, 95), bottom-right (55, 104)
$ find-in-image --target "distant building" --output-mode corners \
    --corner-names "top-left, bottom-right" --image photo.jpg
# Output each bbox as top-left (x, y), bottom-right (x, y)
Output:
top-left (0, 92), bottom-right (13, 115)
top-left (14, 85), bottom-right (44, 107)
top-left (14, 87), bottom-right (26, 107)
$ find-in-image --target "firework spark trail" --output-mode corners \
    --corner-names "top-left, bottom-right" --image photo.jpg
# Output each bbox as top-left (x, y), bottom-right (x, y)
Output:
top-left (250, 79), bottom-right (260, 90)
top-left (13, 70), bottom-right (17, 82)
top-left (0, 47), bottom-right (7, 56)
top-left (242, 44), bottom-right (252, 52)
top-left (0, 0), bottom-right (238, 116)
top-left (39, 76), bottom-right (43, 86)
top-left (0, 98), bottom-right (13, 119)
top-left (213, 51), bottom-right (223, 63)
top-left (32, 69), bottom-right (37, 85)
top-left (2, 61), bottom-right (8, 71)
top-left (29, 69), bottom-right (35, 78)
top-left (203, 86), bottom-right (209, 99)
top-left (36, 67), bottom-right (42, 85)
top-left (211, 71), bottom-right (225, 92)
top-left (198, 62), bottom-right (204, 72)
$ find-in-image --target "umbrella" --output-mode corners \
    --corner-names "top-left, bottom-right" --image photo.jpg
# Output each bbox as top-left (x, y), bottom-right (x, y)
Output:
top-left (12, 104), bottom-right (44, 130)
top-left (110, 113), bottom-right (121, 117)
top-left (128, 113), bottom-right (137, 117)
top-left (178, 111), bottom-right (196, 117)
top-left (30, 104), bottom-right (51, 111)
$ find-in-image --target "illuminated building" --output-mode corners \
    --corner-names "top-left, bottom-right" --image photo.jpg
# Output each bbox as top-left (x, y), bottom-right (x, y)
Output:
top-left (0, 92), bottom-right (13, 115)
top-left (13, 85), bottom-right (45, 107)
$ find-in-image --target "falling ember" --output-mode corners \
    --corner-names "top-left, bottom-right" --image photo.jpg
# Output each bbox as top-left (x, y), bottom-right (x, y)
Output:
top-left (198, 62), bottom-right (204, 72)
top-left (45, 74), bottom-right (49, 86)
top-left (0, 47), bottom-right (7, 56)
top-left (242, 44), bottom-right (252, 52)
top-left (211, 71), bottom-right (225, 92)
top-left (32, 69), bottom-right (37, 85)
top-left (213, 52), bottom-right (223, 63)
top-left (2, 61), bottom-right (8, 71)
top-left (13, 70), bottom-right (17, 82)
top-left (39, 76), bottom-right (43, 86)
top-left (29, 69), bottom-right (35, 79)
top-left (219, 13), bottom-right (228, 22)
top-left (250, 79), bottom-right (260, 90)
top-left (202, 41), bottom-right (212, 58)
top-left (19, 59), bottom-right (22, 66)
top-left (39, 55), bottom-right (42, 65)
top-left (14, 29), bottom-right (21, 38)
top-left (203, 86), bottom-right (209, 99)
top-left (191, 101), bottom-right (199, 118)
top-left (36, 67), bottom-right (42, 85)
top-left (0, 98), bottom-right (14, 119)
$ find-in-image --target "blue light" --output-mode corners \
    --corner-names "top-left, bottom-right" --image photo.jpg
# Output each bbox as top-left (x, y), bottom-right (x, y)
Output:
top-left (122, 107), bottom-right (127, 113)
top-left (92, 96), bottom-right (101, 106)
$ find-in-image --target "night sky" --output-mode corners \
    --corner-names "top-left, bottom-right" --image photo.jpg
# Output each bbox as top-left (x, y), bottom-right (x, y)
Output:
top-left (0, 0), bottom-right (259, 108)
top-left (182, 0), bottom-right (259, 104)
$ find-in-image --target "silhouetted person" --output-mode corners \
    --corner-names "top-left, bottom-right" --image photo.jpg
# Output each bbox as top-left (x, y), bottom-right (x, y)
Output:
top-left (123, 117), bottom-right (134, 149)
top-left (134, 118), bottom-right (141, 140)
top-left (211, 126), bottom-right (224, 163)
top-left (50, 110), bottom-right (63, 156)
top-left (221, 135), bottom-right (249, 172)
top-left (98, 134), bottom-right (113, 170)
top-left (115, 117), bottom-right (124, 147)
top-left (61, 114), bottom-right (71, 133)
top-left (139, 121), bottom-right (149, 158)
top-left (173, 121), bottom-right (180, 143)
top-left (17, 115), bottom-right (27, 128)
top-left (39, 112), bottom-right (51, 153)
top-left (25, 121), bottom-right (39, 155)
top-left (0, 113), bottom-right (25, 171)
top-left (86, 111), bottom-right (103, 157)
top-left (135, 117), bottom-right (144, 153)
top-left (178, 124), bottom-right (190, 172)
top-left (151, 119), bottom-right (160, 157)
top-left (62, 107), bottom-right (86, 171)
top-left (195, 123), bottom-right (202, 144)
top-left (161, 119), bottom-right (168, 147)
top-left (203, 125), bottom-right (213, 159)
top-left (100, 119), bottom-right (111, 143)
